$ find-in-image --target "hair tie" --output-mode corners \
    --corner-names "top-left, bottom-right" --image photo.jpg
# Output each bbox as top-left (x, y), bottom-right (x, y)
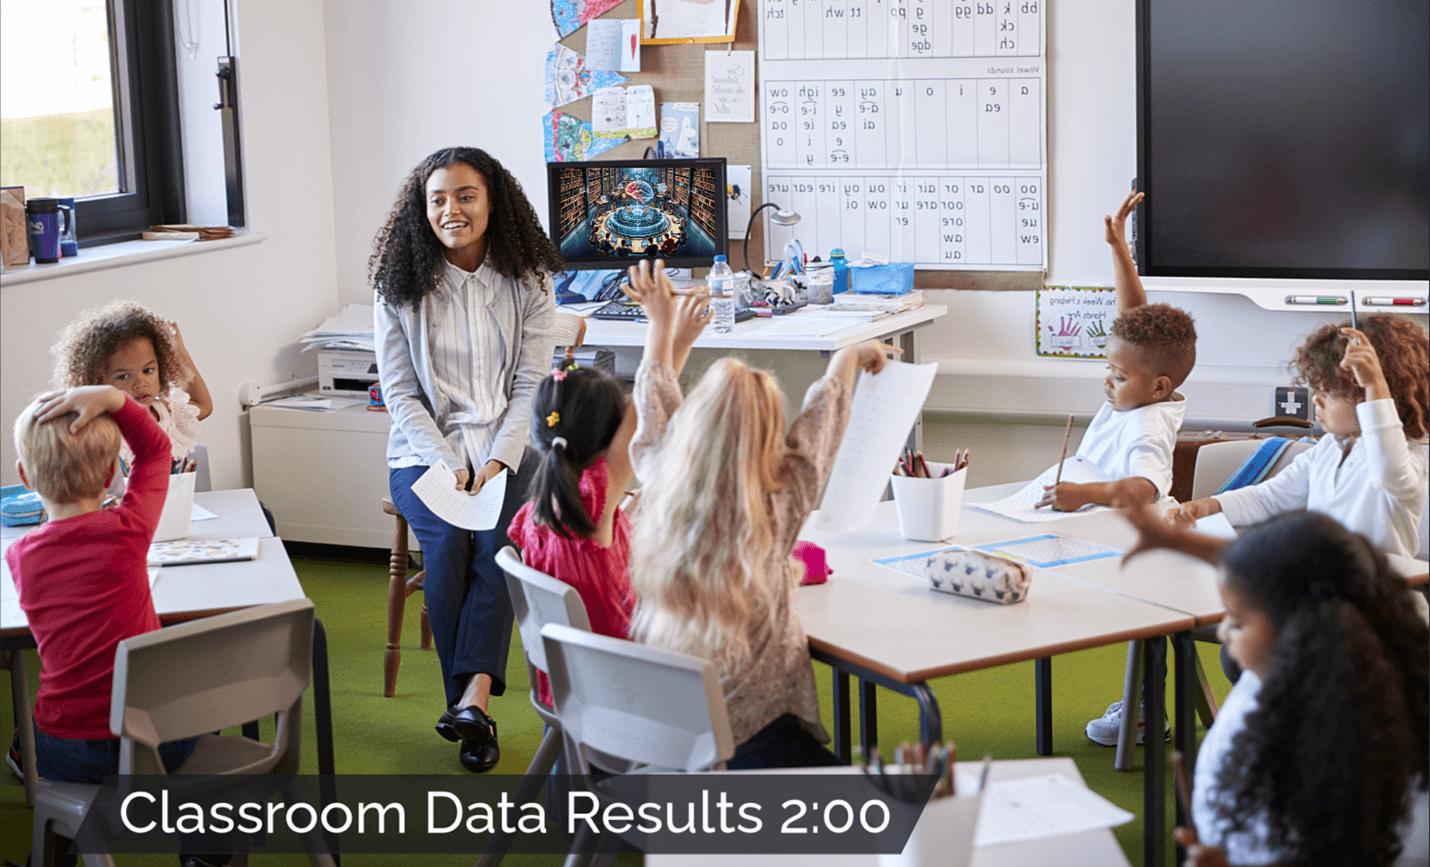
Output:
top-left (550, 436), bottom-right (568, 450)
top-left (551, 368), bottom-right (568, 382)
top-left (546, 411), bottom-right (560, 428)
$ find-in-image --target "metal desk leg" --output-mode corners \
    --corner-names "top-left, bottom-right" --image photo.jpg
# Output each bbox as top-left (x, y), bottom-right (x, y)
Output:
top-left (832, 669), bottom-right (852, 763)
top-left (897, 328), bottom-right (923, 452)
top-left (313, 618), bottom-right (339, 865)
top-left (915, 683), bottom-right (942, 746)
top-left (858, 679), bottom-right (879, 759)
top-left (1172, 631), bottom-right (1199, 867)
top-left (1143, 637), bottom-right (1168, 867)
top-left (1035, 656), bottom-right (1053, 755)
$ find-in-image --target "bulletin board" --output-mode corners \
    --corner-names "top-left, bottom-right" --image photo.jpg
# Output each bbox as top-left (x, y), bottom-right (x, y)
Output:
top-left (548, 0), bottom-right (1046, 288)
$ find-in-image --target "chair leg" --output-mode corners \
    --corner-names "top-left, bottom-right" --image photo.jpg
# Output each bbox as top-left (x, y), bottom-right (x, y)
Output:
top-left (385, 517), bottom-right (410, 697)
top-left (475, 725), bottom-right (565, 867)
top-left (420, 601), bottom-right (432, 651)
top-left (3, 648), bottom-right (36, 807)
top-left (1114, 641), bottom-right (1142, 772)
top-left (1194, 652), bottom-right (1219, 726)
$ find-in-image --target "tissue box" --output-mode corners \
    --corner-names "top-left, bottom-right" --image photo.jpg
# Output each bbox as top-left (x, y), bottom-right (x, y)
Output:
top-left (850, 262), bottom-right (915, 294)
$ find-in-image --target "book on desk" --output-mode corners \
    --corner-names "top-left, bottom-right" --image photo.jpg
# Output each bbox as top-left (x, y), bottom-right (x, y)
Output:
top-left (148, 537), bottom-right (260, 567)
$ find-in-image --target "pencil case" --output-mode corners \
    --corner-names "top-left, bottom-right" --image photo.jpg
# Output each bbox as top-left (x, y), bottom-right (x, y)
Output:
top-left (922, 548), bottom-right (1031, 604)
top-left (1, 484), bottom-right (45, 526)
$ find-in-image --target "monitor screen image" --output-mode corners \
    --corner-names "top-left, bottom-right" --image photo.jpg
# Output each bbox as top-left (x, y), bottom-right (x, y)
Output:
top-left (547, 158), bottom-right (727, 270)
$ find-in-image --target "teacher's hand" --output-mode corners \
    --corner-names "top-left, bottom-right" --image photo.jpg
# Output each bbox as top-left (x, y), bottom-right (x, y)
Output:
top-left (454, 468), bottom-right (471, 493)
top-left (469, 460), bottom-right (506, 497)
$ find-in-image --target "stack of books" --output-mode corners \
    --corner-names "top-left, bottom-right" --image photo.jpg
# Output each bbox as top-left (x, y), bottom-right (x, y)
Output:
top-left (830, 290), bottom-right (925, 314)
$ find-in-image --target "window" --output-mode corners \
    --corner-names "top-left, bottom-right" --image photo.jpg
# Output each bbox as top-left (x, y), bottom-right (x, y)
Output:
top-left (1, 0), bottom-right (185, 245)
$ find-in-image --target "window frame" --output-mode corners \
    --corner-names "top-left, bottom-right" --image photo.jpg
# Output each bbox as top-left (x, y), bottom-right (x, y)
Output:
top-left (77, 0), bottom-right (185, 246)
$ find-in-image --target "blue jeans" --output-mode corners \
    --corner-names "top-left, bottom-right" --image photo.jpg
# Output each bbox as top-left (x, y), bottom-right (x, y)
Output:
top-left (727, 713), bottom-right (844, 770)
top-left (35, 730), bottom-right (197, 782)
top-left (389, 451), bottom-right (534, 708)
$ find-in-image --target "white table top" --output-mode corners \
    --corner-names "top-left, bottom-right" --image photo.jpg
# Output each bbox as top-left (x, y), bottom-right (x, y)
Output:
top-left (796, 503), bottom-right (1196, 684)
top-left (3, 489), bottom-right (303, 635)
top-left (645, 757), bottom-right (1131, 867)
top-left (584, 303), bottom-right (946, 351)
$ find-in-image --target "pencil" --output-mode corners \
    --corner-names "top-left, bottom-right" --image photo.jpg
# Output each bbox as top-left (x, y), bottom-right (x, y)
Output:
top-left (1173, 750), bottom-right (1196, 838)
top-left (1053, 413), bottom-right (1074, 487)
top-left (1350, 289), bottom-right (1358, 331)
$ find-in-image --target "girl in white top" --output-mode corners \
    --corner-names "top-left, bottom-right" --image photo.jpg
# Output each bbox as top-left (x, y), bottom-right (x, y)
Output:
top-left (1123, 508), bottom-right (1429, 867)
top-left (372, 146), bottom-right (559, 774)
top-left (1173, 315), bottom-right (1429, 559)
top-left (50, 300), bottom-right (213, 478)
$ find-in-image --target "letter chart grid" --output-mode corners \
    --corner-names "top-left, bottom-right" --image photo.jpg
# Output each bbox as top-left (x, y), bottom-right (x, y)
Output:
top-left (759, 0), bottom-right (1046, 270)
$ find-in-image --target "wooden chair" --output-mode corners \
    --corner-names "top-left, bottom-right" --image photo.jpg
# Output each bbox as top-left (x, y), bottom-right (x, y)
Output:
top-left (381, 498), bottom-right (430, 697)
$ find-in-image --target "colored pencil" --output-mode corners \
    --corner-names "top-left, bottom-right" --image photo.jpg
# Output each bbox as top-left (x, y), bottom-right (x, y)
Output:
top-left (1053, 413), bottom-right (1075, 487)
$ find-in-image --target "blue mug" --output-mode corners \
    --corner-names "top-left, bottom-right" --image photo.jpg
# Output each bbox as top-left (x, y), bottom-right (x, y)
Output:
top-left (26, 197), bottom-right (61, 263)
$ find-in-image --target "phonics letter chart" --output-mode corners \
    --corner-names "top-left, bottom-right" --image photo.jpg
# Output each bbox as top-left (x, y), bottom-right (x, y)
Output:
top-left (758, 0), bottom-right (1046, 270)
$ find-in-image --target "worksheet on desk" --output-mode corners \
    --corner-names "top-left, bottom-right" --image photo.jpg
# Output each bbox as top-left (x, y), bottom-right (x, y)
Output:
top-left (758, 0), bottom-right (1046, 269)
top-left (968, 456), bottom-right (1110, 523)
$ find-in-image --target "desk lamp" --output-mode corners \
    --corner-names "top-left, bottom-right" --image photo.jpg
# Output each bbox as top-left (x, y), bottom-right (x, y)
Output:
top-left (743, 202), bottom-right (801, 273)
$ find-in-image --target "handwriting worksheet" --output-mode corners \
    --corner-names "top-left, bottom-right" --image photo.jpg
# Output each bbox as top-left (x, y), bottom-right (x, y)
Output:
top-left (758, 0), bottom-right (1046, 269)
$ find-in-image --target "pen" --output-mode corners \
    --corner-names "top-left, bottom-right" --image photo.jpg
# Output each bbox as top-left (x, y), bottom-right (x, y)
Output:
top-left (1053, 413), bottom-right (1074, 488)
top-left (1284, 295), bottom-right (1347, 305)
top-left (978, 753), bottom-right (993, 793)
top-left (1363, 297), bottom-right (1426, 306)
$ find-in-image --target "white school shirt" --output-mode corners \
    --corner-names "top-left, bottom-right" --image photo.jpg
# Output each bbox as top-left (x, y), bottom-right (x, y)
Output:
top-left (1194, 670), bottom-right (1430, 865)
top-left (1074, 396), bottom-right (1185, 499)
top-left (1213, 399), bottom-right (1427, 558)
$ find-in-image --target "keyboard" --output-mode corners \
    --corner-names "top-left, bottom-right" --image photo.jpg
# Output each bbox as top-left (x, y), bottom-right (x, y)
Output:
top-left (589, 301), bottom-right (757, 323)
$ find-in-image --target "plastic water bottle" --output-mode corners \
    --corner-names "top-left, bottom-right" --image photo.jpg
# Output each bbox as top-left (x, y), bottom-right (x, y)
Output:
top-left (707, 254), bottom-right (736, 333)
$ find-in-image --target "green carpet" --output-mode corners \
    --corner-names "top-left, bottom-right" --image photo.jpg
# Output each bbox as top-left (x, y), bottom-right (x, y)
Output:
top-left (2, 543), bottom-right (1233, 866)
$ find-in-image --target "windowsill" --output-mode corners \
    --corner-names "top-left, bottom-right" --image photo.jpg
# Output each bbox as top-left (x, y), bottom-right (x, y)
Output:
top-left (0, 231), bottom-right (267, 286)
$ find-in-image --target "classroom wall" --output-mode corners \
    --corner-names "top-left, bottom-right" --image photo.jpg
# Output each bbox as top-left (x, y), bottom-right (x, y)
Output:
top-left (0, 0), bottom-right (341, 489)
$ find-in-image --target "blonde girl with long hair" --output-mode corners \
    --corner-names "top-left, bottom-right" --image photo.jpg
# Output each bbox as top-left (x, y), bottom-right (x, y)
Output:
top-left (623, 259), bottom-right (897, 769)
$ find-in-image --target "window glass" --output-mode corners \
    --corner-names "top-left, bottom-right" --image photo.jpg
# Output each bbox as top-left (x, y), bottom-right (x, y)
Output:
top-left (1, 0), bottom-right (121, 198)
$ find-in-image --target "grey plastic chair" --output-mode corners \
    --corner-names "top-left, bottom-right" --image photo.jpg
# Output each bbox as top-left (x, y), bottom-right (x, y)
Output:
top-left (476, 546), bottom-right (592, 867)
top-left (29, 598), bottom-right (335, 867)
top-left (541, 622), bottom-right (734, 867)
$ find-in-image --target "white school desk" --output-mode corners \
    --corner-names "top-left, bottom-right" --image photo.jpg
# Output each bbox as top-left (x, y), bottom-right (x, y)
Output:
top-left (1, 489), bottom-right (337, 778)
top-left (646, 758), bottom-right (1131, 867)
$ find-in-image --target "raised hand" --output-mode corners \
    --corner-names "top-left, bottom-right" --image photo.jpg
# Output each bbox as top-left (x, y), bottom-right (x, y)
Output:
top-left (1339, 327), bottom-right (1390, 400)
top-left (1105, 190), bottom-right (1144, 247)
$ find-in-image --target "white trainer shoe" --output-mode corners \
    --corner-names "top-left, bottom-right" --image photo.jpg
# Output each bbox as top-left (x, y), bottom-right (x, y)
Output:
top-left (1085, 699), bottom-right (1170, 746)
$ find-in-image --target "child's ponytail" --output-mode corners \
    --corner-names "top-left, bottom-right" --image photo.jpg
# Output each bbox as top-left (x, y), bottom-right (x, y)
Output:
top-left (527, 364), bottom-right (626, 539)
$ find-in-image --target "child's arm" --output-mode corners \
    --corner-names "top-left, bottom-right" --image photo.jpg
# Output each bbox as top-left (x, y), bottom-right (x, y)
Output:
top-left (825, 340), bottom-right (901, 389)
top-left (1121, 499), bottom-right (1226, 565)
top-left (1341, 326), bottom-right (1428, 504)
top-left (1106, 191), bottom-right (1147, 314)
top-left (1037, 476), bottom-right (1157, 511)
top-left (169, 320), bottom-right (212, 421)
top-left (625, 259), bottom-right (710, 375)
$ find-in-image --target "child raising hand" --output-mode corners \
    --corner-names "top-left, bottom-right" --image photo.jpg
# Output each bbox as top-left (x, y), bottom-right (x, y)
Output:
top-left (623, 259), bottom-right (898, 770)
top-left (1170, 314), bottom-right (1428, 559)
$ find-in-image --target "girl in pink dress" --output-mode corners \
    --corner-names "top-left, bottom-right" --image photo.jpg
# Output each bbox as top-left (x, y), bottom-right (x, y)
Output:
top-left (507, 357), bottom-right (638, 707)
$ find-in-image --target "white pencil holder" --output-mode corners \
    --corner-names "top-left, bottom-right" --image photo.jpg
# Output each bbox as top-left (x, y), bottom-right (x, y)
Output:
top-left (877, 790), bottom-right (982, 867)
top-left (152, 471), bottom-right (195, 542)
top-left (890, 463), bottom-right (967, 542)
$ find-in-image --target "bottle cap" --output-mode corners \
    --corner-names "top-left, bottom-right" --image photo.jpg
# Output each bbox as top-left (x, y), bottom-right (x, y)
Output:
top-left (713, 254), bottom-right (727, 261)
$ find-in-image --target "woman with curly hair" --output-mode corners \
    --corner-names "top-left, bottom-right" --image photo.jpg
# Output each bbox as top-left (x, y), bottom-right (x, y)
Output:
top-left (50, 300), bottom-right (213, 474)
top-left (371, 146), bottom-right (560, 773)
top-left (1121, 508), bottom-right (1428, 867)
top-left (1172, 314), bottom-right (1429, 559)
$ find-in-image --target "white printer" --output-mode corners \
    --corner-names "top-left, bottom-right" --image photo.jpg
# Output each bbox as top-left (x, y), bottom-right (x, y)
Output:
top-left (317, 348), bottom-right (379, 398)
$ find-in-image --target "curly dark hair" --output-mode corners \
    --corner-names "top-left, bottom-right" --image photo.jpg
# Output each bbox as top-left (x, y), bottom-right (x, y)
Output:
top-left (368, 147), bottom-right (564, 309)
top-left (525, 364), bottom-right (626, 539)
top-left (1215, 511), bottom-right (1429, 867)
top-left (50, 300), bottom-right (191, 393)
top-left (1292, 314), bottom-right (1429, 440)
top-left (1109, 303), bottom-right (1197, 386)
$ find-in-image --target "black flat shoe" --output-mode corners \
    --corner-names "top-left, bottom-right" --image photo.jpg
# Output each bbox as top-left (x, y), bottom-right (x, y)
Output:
top-left (436, 704), bottom-right (494, 745)
top-left (459, 721), bottom-right (499, 774)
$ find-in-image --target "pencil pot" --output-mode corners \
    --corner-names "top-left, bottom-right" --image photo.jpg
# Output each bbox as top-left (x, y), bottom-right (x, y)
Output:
top-left (890, 463), bottom-right (966, 542)
top-left (877, 790), bottom-right (982, 867)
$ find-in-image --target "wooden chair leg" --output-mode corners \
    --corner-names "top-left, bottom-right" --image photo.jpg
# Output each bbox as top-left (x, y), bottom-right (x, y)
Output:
top-left (1194, 653), bottom-right (1219, 726)
top-left (385, 516), bottom-right (410, 698)
top-left (420, 602), bottom-right (432, 650)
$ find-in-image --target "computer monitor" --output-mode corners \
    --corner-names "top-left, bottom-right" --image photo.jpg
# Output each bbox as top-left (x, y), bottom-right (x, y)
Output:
top-left (547, 157), bottom-right (727, 270)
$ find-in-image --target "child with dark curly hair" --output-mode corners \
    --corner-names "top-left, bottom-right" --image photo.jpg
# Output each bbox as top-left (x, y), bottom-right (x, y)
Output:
top-left (371, 146), bottom-right (561, 774)
top-left (1171, 314), bottom-right (1428, 559)
top-left (1039, 191), bottom-right (1197, 512)
top-left (1120, 508), bottom-right (1428, 867)
top-left (50, 300), bottom-right (213, 477)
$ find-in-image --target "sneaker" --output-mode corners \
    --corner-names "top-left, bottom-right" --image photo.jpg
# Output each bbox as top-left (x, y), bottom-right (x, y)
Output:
top-left (1085, 700), bottom-right (1170, 746)
top-left (5, 730), bottom-right (22, 781)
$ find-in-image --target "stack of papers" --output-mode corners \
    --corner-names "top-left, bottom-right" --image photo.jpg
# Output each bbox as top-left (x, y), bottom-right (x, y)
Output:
top-left (831, 290), bottom-right (925, 313)
top-left (300, 304), bottom-right (374, 353)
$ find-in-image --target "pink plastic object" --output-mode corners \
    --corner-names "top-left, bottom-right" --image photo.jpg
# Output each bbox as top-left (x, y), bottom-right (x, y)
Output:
top-left (793, 541), bottom-right (831, 586)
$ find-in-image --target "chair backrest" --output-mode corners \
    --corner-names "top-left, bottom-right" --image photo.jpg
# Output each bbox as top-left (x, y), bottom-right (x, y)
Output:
top-left (496, 546), bottom-right (590, 677)
top-left (1189, 438), bottom-right (1313, 501)
top-left (540, 623), bottom-right (734, 775)
top-left (111, 598), bottom-right (314, 774)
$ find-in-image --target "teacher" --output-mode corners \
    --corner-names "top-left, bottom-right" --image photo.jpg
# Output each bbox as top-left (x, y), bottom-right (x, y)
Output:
top-left (370, 147), bottom-right (560, 772)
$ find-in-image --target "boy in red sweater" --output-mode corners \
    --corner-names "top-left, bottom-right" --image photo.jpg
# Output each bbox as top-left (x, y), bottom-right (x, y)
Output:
top-left (8, 385), bottom-right (196, 781)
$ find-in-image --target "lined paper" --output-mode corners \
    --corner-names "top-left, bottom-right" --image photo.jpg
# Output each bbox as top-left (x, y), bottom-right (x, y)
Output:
top-left (412, 460), bottom-right (508, 531)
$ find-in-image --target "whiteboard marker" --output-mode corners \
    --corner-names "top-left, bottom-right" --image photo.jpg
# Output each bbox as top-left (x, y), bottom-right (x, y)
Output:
top-left (1362, 297), bottom-right (1427, 307)
top-left (1285, 295), bottom-right (1347, 305)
